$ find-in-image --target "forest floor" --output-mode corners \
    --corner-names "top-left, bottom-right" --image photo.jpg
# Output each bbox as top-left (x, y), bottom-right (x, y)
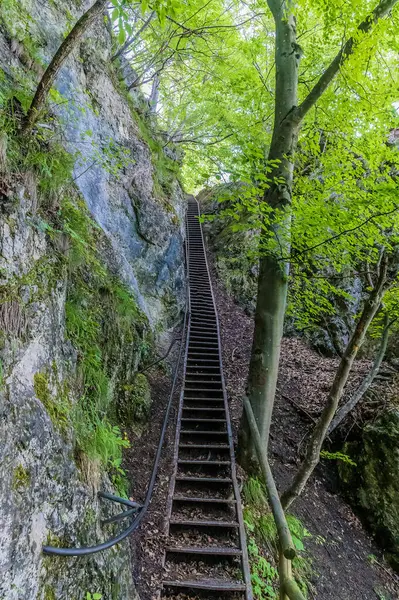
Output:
top-left (124, 247), bottom-right (399, 600)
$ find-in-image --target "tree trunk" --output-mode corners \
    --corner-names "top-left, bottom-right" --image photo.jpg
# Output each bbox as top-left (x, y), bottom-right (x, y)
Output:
top-left (149, 74), bottom-right (160, 113)
top-left (239, 0), bottom-right (300, 466)
top-left (281, 254), bottom-right (389, 509)
top-left (328, 313), bottom-right (392, 434)
top-left (22, 0), bottom-right (107, 133)
top-left (112, 11), bottom-right (155, 61)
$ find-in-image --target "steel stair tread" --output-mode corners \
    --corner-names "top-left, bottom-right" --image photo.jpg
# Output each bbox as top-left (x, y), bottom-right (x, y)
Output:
top-left (178, 443), bottom-right (230, 449)
top-left (175, 476), bottom-right (232, 483)
top-left (165, 545), bottom-right (242, 556)
top-left (180, 430), bottom-right (227, 435)
top-left (162, 579), bottom-right (246, 592)
top-left (181, 418), bottom-right (226, 423)
top-left (173, 496), bottom-right (236, 504)
top-left (178, 459), bottom-right (230, 465)
top-left (170, 519), bottom-right (239, 528)
top-left (183, 407), bottom-right (225, 412)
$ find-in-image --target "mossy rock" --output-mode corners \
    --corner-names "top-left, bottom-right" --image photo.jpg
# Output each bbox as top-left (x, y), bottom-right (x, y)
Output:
top-left (338, 410), bottom-right (399, 570)
top-left (118, 373), bottom-right (151, 426)
top-left (34, 371), bottom-right (71, 433)
top-left (13, 464), bottom-right (30, 490)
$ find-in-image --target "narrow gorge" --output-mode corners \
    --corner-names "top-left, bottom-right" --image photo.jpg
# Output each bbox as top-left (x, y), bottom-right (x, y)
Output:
top-left (1, 1), bottom-right (399, 600)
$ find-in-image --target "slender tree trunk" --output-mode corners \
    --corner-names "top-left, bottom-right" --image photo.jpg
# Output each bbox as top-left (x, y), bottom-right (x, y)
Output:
top-left (22, 0), bottom-right (107, 133)
top-left (239, 0), bottom-right (300, 466)
top-left (149, 74), bottom-right (160, 113)
top-left (112, 11), bottom-right (155, 61)
top-left (281, 255), bottom-right (389, 509)
top-left (328, 313), bottom-right (392, 434)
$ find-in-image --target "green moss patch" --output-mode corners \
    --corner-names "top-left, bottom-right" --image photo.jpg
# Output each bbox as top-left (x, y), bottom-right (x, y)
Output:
top-left (61, 195), bottom-right (153, 496)
top-left (13, 464), bottom-right (30, 490)
top-left (118, 372), bottom-right (151, 427)
top-left (34, 371), bottom-right (71, 433)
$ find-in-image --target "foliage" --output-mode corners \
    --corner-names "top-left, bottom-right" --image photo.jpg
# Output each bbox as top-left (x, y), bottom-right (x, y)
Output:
top-left (247, 533), bottom-right (278, 600)
top-left (0, 71), bottom-right (152, 497)
top-left (118, 372), bottom-right (152, 427)
top-left (0, 0), bottom-right (43, 64)
top-left (0, 74), bottom-right (75, 202)
top-left (86, 593), bottom-right (102, 600)
top-left (110, 0), bottom-right (177, 44)
top-left (320, 450), bottom-right (357, 467)
top-left (122, 0), bottom-right (399, 340)
top-left (34, 372), bottom-right (71, 434)
top-left (62, 197), bottom-right (150, 490)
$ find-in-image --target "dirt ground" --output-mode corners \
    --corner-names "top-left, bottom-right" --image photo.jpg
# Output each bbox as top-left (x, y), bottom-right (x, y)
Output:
top-left (124, 244), bottom-right (399, 600)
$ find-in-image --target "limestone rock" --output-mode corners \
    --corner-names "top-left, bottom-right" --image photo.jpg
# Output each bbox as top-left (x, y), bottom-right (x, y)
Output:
top-left (339, 410), bottom-right (399, 571)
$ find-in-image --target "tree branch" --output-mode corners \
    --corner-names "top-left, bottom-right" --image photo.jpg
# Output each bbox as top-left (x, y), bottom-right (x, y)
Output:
top-left (22, 0), bottom-right (107, 133)
top-left (296, 0), bottom-right (398, 121)
top-left (285, 205), bottom-right (399, 262)
top-left (112, 11), bottom-right (155, 61)
top-left (328, 312), bottom-right (394, 434)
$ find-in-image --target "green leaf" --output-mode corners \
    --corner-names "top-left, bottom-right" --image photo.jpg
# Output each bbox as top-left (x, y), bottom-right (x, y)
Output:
top-left (118, 26), bottom-right (126, 45)
top-left (292, 535), bottom-right (305, 551)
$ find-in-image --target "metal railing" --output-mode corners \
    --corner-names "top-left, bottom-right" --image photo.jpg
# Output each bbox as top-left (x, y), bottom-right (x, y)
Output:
top-left (243, 396), bottom-right (306, 600)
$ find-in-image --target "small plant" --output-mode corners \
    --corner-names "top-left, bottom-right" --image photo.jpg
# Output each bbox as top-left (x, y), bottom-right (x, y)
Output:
top-left (243, 477), bottom-right (314, 598)
top-left (247, 532), bottom-right (278, 599)
top-left (13, 464), bottom-right (30, 490)
top-left (86, 593), bottom-right (102, 600)
top-left (320, 450), bottom-right (357, 466)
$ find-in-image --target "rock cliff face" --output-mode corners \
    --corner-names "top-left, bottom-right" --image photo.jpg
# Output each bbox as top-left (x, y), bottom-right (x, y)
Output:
top-left (199, 187), bottom-right (258, 313)
top-left (339, 410), bottom-right (399, 572)
top-left (0, 1), bottom-right (186, 598)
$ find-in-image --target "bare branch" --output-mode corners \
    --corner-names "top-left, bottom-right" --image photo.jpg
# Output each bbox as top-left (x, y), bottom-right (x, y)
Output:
top-left (112, 11), bottom-right (155, 61)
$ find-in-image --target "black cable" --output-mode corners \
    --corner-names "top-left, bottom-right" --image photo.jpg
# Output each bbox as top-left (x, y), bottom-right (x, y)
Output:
top-left (98, 491), bottom-right (142, 508)
top-left (101, 507), bottom-right (138, 525)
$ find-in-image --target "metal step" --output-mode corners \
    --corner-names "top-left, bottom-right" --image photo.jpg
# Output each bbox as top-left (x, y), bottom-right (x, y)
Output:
top-left (162, 579), bottom-right (246, 592)
top-left (165, 546), bottom-right (242, 556)
top-left (178, 443), bottom-right (230, 449)
top-left (175, 476), bottom-right (232, 484)
top-left (170, 519), bottom-right (239, 529)
top-left (173, 496), bottom-right (236, 505)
